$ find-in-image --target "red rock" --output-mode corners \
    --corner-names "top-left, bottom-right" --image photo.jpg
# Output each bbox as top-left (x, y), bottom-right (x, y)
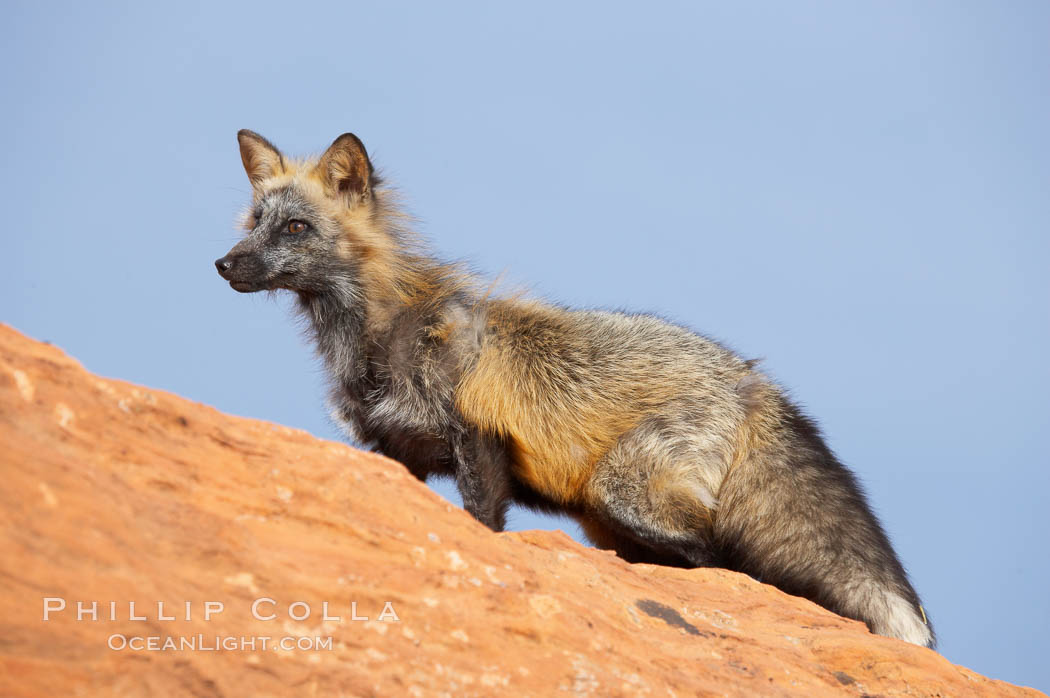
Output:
top-left (0, 324), bottom-right (1041, 697)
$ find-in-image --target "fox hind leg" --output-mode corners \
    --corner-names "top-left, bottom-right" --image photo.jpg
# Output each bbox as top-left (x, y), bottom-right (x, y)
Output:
top-left (576, 516), bottom-right (695, 567)
top-left (583, 417), bottom-right (727, 568)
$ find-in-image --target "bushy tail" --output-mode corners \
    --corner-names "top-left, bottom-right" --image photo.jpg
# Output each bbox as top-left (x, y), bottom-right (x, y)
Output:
top-left (714, 407), bottom-right (935, 648)
top-left (849, 578), bottom-right (934, 647)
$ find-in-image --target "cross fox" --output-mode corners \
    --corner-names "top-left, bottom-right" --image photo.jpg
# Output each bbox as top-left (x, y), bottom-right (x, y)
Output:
top-left (216, 130), bottom-right (934, 647)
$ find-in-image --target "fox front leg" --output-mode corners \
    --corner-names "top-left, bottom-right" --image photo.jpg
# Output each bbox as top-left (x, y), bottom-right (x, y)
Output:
top-left (451, 428), bottom-right (514, 531)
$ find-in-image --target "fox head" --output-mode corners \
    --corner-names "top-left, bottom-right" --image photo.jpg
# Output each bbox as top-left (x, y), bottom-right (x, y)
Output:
top-left (216, 130), bottom-right (384, 295)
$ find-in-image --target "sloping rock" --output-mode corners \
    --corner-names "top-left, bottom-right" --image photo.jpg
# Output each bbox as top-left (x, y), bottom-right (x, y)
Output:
top-left (0, 324), bottom-right (1041, 697)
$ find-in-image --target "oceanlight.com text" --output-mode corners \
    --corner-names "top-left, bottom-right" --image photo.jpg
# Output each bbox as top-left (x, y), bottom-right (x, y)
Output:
top-left (107, 634), bottom-right (334, 652)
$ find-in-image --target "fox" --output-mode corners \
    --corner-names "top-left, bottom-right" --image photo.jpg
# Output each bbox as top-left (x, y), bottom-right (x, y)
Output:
top-left (215, 129), bottom-right (934, 648)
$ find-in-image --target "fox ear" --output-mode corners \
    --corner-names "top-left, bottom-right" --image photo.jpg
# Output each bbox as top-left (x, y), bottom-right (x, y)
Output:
top-left (237, 130), bottom-right (284, 188)
top-left (317, 133), bottom-right (373, 201)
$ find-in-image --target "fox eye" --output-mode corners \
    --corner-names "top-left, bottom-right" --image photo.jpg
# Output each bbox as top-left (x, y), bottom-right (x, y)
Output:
top-left (287, 220), bottom-right (307, 235)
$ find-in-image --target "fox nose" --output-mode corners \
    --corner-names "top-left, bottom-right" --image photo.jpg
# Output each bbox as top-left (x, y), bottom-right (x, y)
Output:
top-left (215, 257), bottom-right (234, 276)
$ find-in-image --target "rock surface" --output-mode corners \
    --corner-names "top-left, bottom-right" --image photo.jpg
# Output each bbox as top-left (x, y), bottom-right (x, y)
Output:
top-left (0, 324), bottom-right (1041, 698)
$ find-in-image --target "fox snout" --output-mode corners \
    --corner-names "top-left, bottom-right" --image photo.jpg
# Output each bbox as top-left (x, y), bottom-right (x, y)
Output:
top-left (215, 243), bottom-right (271, 293)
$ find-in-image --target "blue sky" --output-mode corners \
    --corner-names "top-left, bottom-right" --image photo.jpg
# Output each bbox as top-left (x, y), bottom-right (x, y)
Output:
top-left (4, 0), bottom-right (1048, 690)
